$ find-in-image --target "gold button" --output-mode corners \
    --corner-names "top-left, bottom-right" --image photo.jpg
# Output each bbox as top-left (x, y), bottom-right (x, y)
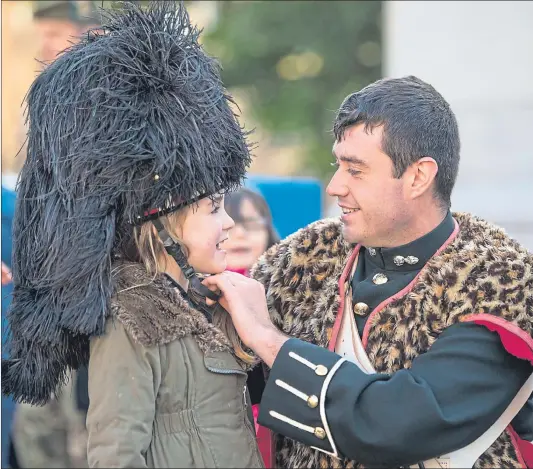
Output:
top-left (314, 427), bottom-right (326, 439)
top-left (372, 273), bottom-right (388, 285)
top-left (315, 365), bottom-right (328, 376)
top-left (307, 395), bottom-right (319, 408)
top-left (353, 302), bottom-right (369, 316)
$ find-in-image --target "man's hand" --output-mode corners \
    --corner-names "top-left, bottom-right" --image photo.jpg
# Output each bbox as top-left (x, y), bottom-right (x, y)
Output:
top-left (202, 272), bottom-right (288, 367)
top-left (1, 262), bottom-right (12, 286)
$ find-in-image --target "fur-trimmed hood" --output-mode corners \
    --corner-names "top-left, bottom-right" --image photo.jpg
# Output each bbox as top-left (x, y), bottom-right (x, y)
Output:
top-left (109, 261), bottom-right (254, 371)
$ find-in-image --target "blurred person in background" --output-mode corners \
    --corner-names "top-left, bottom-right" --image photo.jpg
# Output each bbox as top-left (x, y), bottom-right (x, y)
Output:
top-left (224, 187), bottom-right (279, 278)
top-left (7, 2), bottom-right (100, 468)
top-left (34, 0), bottom-right (100, 65)
top-left (204, 76), bottom-right (533, 468)
top-left (224, 187), bottom-right (279, 467)
top-left (2, 2), bottom-right (263, 468)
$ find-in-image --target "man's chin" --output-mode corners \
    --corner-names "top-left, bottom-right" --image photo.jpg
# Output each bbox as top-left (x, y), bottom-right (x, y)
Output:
top-left (341, 225), bottom-right (362, 246)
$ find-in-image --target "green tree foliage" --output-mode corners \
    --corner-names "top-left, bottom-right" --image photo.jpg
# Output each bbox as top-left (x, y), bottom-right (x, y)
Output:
top-left (203, 1), bottom-right (382, 180)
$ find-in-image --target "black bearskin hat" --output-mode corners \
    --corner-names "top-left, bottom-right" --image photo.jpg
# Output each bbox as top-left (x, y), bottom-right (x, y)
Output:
top-left (3, 0), bottom-right (252, 405)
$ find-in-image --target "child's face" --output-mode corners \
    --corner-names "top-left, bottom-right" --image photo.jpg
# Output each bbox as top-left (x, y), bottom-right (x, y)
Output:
top-left (179, 195), bottom-right (235, 274)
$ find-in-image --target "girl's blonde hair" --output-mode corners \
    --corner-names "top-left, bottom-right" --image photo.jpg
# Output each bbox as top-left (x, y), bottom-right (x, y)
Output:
top-left (134, 209), bottom-right (255, 365)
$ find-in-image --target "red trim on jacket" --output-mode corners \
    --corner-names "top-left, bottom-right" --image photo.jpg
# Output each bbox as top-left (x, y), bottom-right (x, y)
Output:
top-left (361, 219), bottom-right (460, 348)
top-left (463, 313), bottom-right (533, 468)
top-left (509, 425), bottom-right (532, 469)
top-left (329, 219), bottom-right (460, 352)
top-left (327, 245), bottom-right (361, 351)
top-left (462, 314), bottom-right (533, 365)
top-left (328, 219), bottom-right (533, 466)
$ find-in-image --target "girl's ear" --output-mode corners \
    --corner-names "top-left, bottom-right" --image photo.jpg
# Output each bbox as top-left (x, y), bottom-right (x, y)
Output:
top-left (164, 207), bottom-right (187, 242)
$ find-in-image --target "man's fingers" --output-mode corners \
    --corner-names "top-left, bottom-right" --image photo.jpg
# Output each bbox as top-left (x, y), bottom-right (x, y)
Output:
top-left (225, 271), bottom-right (251, 283)
top-left (202, 274), bottom-right (236, 294)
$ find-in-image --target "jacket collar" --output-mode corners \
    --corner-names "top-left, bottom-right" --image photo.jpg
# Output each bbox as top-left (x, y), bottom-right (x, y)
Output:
top-left (363, 211), bottom-right (455, 272)
top-left (110, 261), bottom-right (254, 370)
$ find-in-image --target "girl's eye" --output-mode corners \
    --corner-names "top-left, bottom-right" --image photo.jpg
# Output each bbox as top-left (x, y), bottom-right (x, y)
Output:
top-left (211, 205), bottom-right (220, 214)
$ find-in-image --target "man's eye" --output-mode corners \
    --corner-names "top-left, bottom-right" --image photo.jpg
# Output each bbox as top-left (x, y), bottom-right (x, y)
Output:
top-left (348, 169), bottom-right (361, 176)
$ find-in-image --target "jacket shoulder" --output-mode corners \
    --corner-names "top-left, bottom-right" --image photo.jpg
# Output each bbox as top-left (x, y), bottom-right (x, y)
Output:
top-left (109, 262), bottom-right (202, 348)
top-left (109, 262), bottom-right (237, 361)
top-left (250, 218), bottom-right (351, 329)
top-left (251, 217), bottom-right (348, 286)
top-left (433, 213), bottom-right (533, 334)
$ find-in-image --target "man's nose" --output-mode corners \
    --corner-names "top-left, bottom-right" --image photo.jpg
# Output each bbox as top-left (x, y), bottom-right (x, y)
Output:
top-left (326, 170), bottom-right (348, 198)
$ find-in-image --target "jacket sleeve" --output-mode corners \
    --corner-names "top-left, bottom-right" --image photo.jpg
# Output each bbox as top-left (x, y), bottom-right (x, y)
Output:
top-left (257, 323), bottom-right (533, 467)
top-left (86, 318), bottom-right (161, 468)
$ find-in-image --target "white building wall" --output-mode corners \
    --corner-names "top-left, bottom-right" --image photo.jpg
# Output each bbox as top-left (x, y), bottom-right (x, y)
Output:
top-left (383, 1), bottom-right (533, 249)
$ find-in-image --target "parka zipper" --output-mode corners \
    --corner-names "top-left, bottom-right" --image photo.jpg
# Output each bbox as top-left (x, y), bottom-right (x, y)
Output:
top-left (242, 384), bottom-right (255, 435)
top-left (204, 365), bottom-right (255, 435)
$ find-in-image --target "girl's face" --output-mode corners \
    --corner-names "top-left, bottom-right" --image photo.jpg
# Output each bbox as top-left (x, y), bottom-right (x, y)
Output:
top-left (178, 195), bottom-right (235, 274)
top-left (224, 198), bottom-right (269, 271)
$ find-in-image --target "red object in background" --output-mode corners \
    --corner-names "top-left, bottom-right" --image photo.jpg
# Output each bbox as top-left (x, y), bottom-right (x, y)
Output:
top-left (253, 404), bottom-right (273, 468)
top-left (227, 267), bottom-right (249, 277)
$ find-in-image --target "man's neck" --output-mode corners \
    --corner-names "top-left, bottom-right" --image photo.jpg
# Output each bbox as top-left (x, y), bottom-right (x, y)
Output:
top-left (376, 207), bottom-right (448, 249)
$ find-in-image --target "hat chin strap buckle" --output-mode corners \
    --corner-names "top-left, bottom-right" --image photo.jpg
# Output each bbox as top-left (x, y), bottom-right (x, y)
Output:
top-left (152, 219), bottom-right (221, 304)
top-left (165, 243), bottom-right (221, 303)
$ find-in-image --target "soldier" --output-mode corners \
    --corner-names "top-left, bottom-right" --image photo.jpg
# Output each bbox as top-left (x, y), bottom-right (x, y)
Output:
top-left (204, 76), bottom-right (533, 468)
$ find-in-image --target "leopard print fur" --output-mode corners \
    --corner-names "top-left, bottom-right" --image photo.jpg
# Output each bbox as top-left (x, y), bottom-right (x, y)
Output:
top-left (252, 212), bottom-right (533, 468)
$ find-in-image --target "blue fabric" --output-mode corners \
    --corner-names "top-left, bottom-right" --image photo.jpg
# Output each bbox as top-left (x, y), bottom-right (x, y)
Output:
top-left (1, 185), bottom-right (17, 467)
top-left (246, 175), bottom-right (322, 239)
top-left (2, 186), bottom-right (16, 268)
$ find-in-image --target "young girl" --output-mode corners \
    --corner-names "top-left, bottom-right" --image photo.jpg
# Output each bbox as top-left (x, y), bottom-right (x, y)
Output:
top-left (2, 2), bottom-right (262, 467)
top-left (87, 193), bottom-right (262, 467)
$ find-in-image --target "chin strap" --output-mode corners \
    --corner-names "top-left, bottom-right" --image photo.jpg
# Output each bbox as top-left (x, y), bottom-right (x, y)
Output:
top-left (152, 219), bottom-right (221, 320)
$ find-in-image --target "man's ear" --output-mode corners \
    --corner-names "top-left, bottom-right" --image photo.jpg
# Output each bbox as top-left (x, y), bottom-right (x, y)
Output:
top-left (406, 157), bottom-right (439, 200)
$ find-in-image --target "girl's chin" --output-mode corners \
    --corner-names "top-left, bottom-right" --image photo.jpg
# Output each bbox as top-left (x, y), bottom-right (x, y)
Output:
top-left (189, 251), bottom-right (227, 276)
top-left (206, 258), bottom-right (228, 275)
